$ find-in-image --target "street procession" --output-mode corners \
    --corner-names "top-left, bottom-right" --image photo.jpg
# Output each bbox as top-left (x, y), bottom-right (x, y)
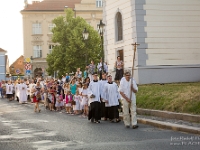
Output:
top-left (1, 0), bottom-right (200, 149)
top-left (0, 57), bottom-right (139, 129)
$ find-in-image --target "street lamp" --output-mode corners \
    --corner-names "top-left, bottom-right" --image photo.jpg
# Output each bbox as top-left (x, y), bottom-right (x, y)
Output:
top-left (82, 28), bottom-right (89, 40)
top-left (82, 28), bottom-right (89, 66)
top-left (97, 20), bottom-right (106, 71)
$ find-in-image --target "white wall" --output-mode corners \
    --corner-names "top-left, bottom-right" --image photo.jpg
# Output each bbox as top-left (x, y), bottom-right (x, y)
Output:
top-left (104, 0), bottom-right (139, 81)
top-left (136, 0), bottom-right (200, 66)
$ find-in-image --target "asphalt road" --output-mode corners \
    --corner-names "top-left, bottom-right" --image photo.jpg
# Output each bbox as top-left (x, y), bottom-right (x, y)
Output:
top-left (0, 98), bottom-right (199, 150)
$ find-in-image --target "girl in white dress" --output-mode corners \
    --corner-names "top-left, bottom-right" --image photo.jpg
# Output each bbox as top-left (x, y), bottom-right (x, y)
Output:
top-left (77, 83), bottom-right (83, 111)
top-left (73, 90), bottom-right (81, 115)
top-left (55, 94), bottom-right (63, 111)
top-left (81, 83), bottom-right (89, 117)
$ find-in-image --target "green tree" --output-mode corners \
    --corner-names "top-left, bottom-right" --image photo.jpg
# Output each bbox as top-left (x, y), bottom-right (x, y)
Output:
top-left (46, 9), bottom-right (102, 77)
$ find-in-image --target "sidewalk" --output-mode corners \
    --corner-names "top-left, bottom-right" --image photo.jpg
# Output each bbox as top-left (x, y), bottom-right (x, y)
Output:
top-left (119, 108), bottom-right (200, 135)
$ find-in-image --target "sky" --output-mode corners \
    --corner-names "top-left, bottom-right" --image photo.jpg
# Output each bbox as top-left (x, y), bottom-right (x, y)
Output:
top-left (0, 0), bottom-right (30, 66)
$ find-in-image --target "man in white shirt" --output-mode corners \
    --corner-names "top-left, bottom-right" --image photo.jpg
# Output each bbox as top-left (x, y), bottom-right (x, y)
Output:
top-left (119, 71), bottom-right (138, 129)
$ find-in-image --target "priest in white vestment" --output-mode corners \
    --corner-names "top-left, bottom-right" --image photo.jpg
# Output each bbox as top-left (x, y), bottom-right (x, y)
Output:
top-left (19, 79), bottom-right (27, 103)
top-left (15, 80), bottom-right (21, 101)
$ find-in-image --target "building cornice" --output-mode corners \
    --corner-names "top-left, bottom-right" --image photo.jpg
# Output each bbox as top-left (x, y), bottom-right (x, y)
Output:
top-left (20, 9), bottom-right (102, 14)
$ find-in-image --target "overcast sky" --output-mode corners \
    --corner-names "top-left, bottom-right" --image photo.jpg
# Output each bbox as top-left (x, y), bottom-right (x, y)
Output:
top-left (0, 0), bottom-right (30, 65)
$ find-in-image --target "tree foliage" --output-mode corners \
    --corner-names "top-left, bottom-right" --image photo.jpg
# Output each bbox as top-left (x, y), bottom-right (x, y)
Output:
top-left (46, 9), bottom-right (102, 77)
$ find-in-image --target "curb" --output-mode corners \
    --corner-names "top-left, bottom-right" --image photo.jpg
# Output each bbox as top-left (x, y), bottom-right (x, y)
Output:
top-left (138, 118), bottom-right (200, 135)
top-left (119, 116), bottom-right (200, 135)
top-left (137, 108), bottom-right (200, 123)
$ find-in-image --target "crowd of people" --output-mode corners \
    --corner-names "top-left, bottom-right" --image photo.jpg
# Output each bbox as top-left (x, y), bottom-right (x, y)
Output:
top-left (0, 57), bottom-right (139, 129)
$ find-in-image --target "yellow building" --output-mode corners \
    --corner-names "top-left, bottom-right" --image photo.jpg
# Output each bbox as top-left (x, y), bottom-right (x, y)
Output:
top-left (21, 0), bottom-right (103, 77)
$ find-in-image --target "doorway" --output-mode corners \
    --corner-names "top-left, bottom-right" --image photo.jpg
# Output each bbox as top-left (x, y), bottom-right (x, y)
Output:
top-left (117, 49), bottom-right (124, 61)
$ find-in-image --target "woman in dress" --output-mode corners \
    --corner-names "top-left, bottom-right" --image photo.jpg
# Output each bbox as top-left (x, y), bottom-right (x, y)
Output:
top-left (70, 78), bottom-right (77, 95)
top-left (48, 85), bottom-right (56, 111)
top-left (33, 81), bottom-right (43, 112)
top-left (114, 56), bottom-right (124, 83)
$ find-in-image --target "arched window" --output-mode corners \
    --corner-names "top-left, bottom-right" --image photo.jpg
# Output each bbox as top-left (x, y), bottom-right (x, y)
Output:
top-left (116, 12), bottom-right (123, 41)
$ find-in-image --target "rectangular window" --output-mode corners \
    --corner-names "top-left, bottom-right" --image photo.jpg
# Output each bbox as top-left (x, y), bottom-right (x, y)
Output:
top-left (48, 23), bottom-right (56, 34)
top-left (96, 0), bottom-right (103, 7)
top-left (49, 45), bottom-right (54, 54)
top-left (32, 23), bottom-right (42, 34)
top-left (33, 45), bottom-right (42, 58)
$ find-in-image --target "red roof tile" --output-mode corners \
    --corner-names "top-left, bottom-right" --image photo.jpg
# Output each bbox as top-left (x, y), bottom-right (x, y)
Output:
top-left (22, 0), bottom-right (82, 11)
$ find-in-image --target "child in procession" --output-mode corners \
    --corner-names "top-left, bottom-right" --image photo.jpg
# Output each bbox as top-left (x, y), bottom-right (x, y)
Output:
top-left (65, 90), bottom-right (73, 114)
top-left (81, 82), bottom-right (89, 117)
top-left (55, 94), bottom-right (63, 111)
top-left (73, 90), bottom-right (81, 115)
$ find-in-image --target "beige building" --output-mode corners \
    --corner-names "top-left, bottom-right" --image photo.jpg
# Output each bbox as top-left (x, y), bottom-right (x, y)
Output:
top-left (104, 0), bottom-right (200, 84)
top-left (21, 0), bottom-right (103, 77)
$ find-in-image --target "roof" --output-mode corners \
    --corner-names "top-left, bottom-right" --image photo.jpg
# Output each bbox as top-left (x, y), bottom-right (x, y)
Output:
top-left (10, 55), bottom-right (24, 67)
top-left (0, 48), bottom-right (7, 53)
top-left (21, 0), bottom-right (82, 12)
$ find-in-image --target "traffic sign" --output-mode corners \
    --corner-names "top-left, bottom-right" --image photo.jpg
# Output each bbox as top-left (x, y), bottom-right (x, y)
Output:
top-left (26, 70), bottom-right (31, 75)
top-left (24, 63), bottom-right (32, 70)
top-left (16, 69), bottom-right (20, 74)
top-left (25, 58), bottom-right (31, 63)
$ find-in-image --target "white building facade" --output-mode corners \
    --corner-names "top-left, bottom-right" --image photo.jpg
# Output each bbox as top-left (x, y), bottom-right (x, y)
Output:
top-left (104, 0), bottom-right (200, 84)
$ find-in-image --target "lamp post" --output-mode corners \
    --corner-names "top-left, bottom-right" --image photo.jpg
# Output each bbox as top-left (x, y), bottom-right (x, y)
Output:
top-left (82, 28), bottom-right (89, 66)
top-left (97, 20), bottom-right (106, 72)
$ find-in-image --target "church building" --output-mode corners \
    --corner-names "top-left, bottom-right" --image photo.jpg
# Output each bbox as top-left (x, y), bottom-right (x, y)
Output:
top-left (103, 0), bottom-right (200, 84)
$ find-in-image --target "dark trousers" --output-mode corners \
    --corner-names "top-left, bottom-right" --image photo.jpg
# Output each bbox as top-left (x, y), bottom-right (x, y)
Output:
top-left (88, 101), bottom-right (101, 121)
top-left (109, 106), bottom-right (119, 120)
top-left (101, 101), bottom-right (106, 117)
top-left (105, 107), bottom-right (110, 119)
